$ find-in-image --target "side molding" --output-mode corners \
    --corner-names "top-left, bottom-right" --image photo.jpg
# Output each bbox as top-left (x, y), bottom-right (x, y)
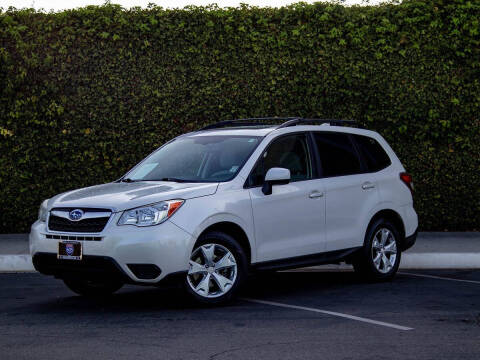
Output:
top-left (252, 247), bottom-right (361, 272)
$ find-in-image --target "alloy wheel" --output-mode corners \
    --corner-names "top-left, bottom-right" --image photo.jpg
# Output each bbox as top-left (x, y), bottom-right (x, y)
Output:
top-left (371, 228), bottom-right (397, 274)
top-left (187, 243), bottom-right (238, 298)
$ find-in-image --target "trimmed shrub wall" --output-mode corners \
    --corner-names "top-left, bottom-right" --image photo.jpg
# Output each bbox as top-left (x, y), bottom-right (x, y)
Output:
top-left (0, 1), bottom-right (479, 233)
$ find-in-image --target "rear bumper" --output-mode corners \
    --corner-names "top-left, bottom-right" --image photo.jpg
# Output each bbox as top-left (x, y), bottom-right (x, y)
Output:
top-left (401, 228), bottom-right (417, 252)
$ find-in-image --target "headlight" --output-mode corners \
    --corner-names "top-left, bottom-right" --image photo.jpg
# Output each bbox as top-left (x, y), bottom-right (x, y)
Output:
top-left (117, 200), bottom-right (184, 227)
top-left (38, 199), bottom-right (49, 222)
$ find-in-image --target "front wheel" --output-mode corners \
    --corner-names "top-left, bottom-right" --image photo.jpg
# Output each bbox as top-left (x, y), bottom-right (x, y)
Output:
top-left (185, 231), bottom-right (248, 305)
top-left (63, 278), bottom-right (123, 297)
top-left (353, 218), bottom-right (401, 281)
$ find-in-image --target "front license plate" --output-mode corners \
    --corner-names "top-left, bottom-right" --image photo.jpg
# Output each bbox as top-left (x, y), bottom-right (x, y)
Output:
top-left (58, 241), bottom-right (82, 260)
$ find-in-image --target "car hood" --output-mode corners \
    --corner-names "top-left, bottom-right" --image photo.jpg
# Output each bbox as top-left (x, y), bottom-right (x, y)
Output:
top-left (47, 181), bottom-right (219, 212)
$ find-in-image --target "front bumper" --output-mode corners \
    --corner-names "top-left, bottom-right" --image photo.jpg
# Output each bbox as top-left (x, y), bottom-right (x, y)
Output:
top-left (29, 217), bottom-right (193, 284)
top-left (32, 253), bottom-right (187, 286)
top-left (33, 252), bottom-right (131, 282)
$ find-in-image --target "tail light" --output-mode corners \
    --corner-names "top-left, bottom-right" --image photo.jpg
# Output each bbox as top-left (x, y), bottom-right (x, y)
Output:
top-left (400, 172), bottom-right (414, 193)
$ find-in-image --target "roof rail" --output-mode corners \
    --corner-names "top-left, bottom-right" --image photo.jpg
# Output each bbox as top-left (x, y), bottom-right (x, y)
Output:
top-left (277, 118), bottom-right (357, 129)
top-left (200, 117), bottom-right (299, 130)
top-left (199, 117), bottom-right (357, 131)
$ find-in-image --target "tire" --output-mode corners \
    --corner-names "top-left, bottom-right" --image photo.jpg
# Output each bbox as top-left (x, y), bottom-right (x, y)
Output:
top-left (185, 231), bottom-right (248, 305)
top-left (353, 218), bottom-right (401, 281)
top-left (63, 278), bottom-right (123, 297)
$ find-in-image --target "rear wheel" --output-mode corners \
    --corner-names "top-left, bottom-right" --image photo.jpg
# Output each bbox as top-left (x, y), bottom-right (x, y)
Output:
top-left (63, 278), bottom-right (123, 297)
top-left (353, 218), bottom-right (401, 281)
top-left (185, 231), bottom-right (248, 305)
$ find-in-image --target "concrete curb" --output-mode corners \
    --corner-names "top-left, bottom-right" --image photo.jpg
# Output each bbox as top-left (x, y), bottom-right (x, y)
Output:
top-left (291, 252), bottom-right (480, 272)
top-left (0, 232), bottom-right (478, 272)
top-left (0, 255), bottom-right (34, 272)
top-left (399, 253), bottom-right (480, 269)
top-left (1, 252), bottom-right (479, 273)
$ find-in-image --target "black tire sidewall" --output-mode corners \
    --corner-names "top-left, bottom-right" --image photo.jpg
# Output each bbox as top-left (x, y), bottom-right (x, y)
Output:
top-left (184, 231), bottom-right (248, 305)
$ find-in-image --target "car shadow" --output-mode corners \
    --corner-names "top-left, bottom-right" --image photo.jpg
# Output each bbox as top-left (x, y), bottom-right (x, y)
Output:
top-left (246, 270), bottom-right (362, 295)
top-left (11, 269), bottom-right (405, 317)
top-left (26, 270), bottom-right (366, 312)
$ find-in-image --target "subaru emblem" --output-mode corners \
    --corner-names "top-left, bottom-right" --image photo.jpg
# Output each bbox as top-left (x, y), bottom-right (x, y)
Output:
top-left (69, 209), bottom-right (84, 221)
top-left (65, 243), bottom-right (74, 256)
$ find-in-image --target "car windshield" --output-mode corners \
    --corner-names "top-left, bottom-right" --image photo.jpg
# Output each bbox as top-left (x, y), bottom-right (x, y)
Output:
top-left (126, 135), bottom-right (262, 182)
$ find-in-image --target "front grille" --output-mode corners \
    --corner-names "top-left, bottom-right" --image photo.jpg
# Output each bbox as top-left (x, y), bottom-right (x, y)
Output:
top-left (46, 234), bottom-right (102, 241)
top-left (48, 208), bottom-right (111, 233)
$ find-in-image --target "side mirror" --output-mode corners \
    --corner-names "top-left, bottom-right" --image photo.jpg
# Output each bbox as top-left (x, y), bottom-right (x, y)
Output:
top-left (262, 167), bottom-right (291, 195)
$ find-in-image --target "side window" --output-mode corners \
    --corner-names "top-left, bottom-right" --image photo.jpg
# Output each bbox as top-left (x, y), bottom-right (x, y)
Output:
top-left (353, 135), bottom-right (391, 172)
top-left (248, 134), bottom-right (312, 187)
top-left (313, 132), bottom-right (362, 177)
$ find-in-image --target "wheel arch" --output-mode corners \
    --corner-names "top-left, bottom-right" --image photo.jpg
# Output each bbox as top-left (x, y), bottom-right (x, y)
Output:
top-left (196, 221), bottom-right (252, 265)
top-left (365, 209), bottom-right (405, 245)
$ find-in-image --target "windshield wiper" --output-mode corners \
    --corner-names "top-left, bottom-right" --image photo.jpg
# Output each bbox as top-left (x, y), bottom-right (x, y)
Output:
top-left (120, 178), bottom-right (139, 183)
top-left (159, 177), bottom-right (191, 183)
top-left (121, 177), bottom-right (193, 183)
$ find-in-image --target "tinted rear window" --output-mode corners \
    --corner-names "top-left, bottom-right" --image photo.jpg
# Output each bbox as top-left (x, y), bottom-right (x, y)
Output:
top-left (353, 134), bottom-right (391, 172)
top-left (313, 132), bottom-right (362, 177)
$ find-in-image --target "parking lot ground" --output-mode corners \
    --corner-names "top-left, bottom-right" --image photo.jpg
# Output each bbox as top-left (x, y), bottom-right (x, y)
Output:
top-left (0, 270), bottom-right (479, 360)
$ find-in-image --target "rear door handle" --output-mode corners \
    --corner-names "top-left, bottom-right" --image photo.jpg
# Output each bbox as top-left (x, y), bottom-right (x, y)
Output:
top-left (362, 182), bottom-right (375, 190)
top-left (309, 191), bottom-right (324, 199)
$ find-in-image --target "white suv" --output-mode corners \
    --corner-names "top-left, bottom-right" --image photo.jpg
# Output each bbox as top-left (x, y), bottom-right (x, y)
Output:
top-left (30, 118), bottom-right (418, 304)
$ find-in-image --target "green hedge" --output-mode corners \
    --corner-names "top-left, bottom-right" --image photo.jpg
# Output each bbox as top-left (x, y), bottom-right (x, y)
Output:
top-left (0, 1), bottom-right (479, 233)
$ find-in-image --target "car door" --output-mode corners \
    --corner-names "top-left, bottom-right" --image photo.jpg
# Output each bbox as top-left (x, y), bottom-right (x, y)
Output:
top-left (312, 132), bottom-right (380, 252)
top-left (247, 133), bottom-right (326, 262)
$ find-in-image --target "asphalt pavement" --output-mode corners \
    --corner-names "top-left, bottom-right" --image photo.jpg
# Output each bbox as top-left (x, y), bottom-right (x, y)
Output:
top-left (1, 269), bottom-right (479, 359)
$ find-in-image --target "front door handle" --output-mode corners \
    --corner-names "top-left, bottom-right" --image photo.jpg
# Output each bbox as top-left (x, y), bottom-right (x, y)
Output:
top-left (362, 182), bottom-right (376, 190)
top-left (309, 191), bottom-right (324, 199)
